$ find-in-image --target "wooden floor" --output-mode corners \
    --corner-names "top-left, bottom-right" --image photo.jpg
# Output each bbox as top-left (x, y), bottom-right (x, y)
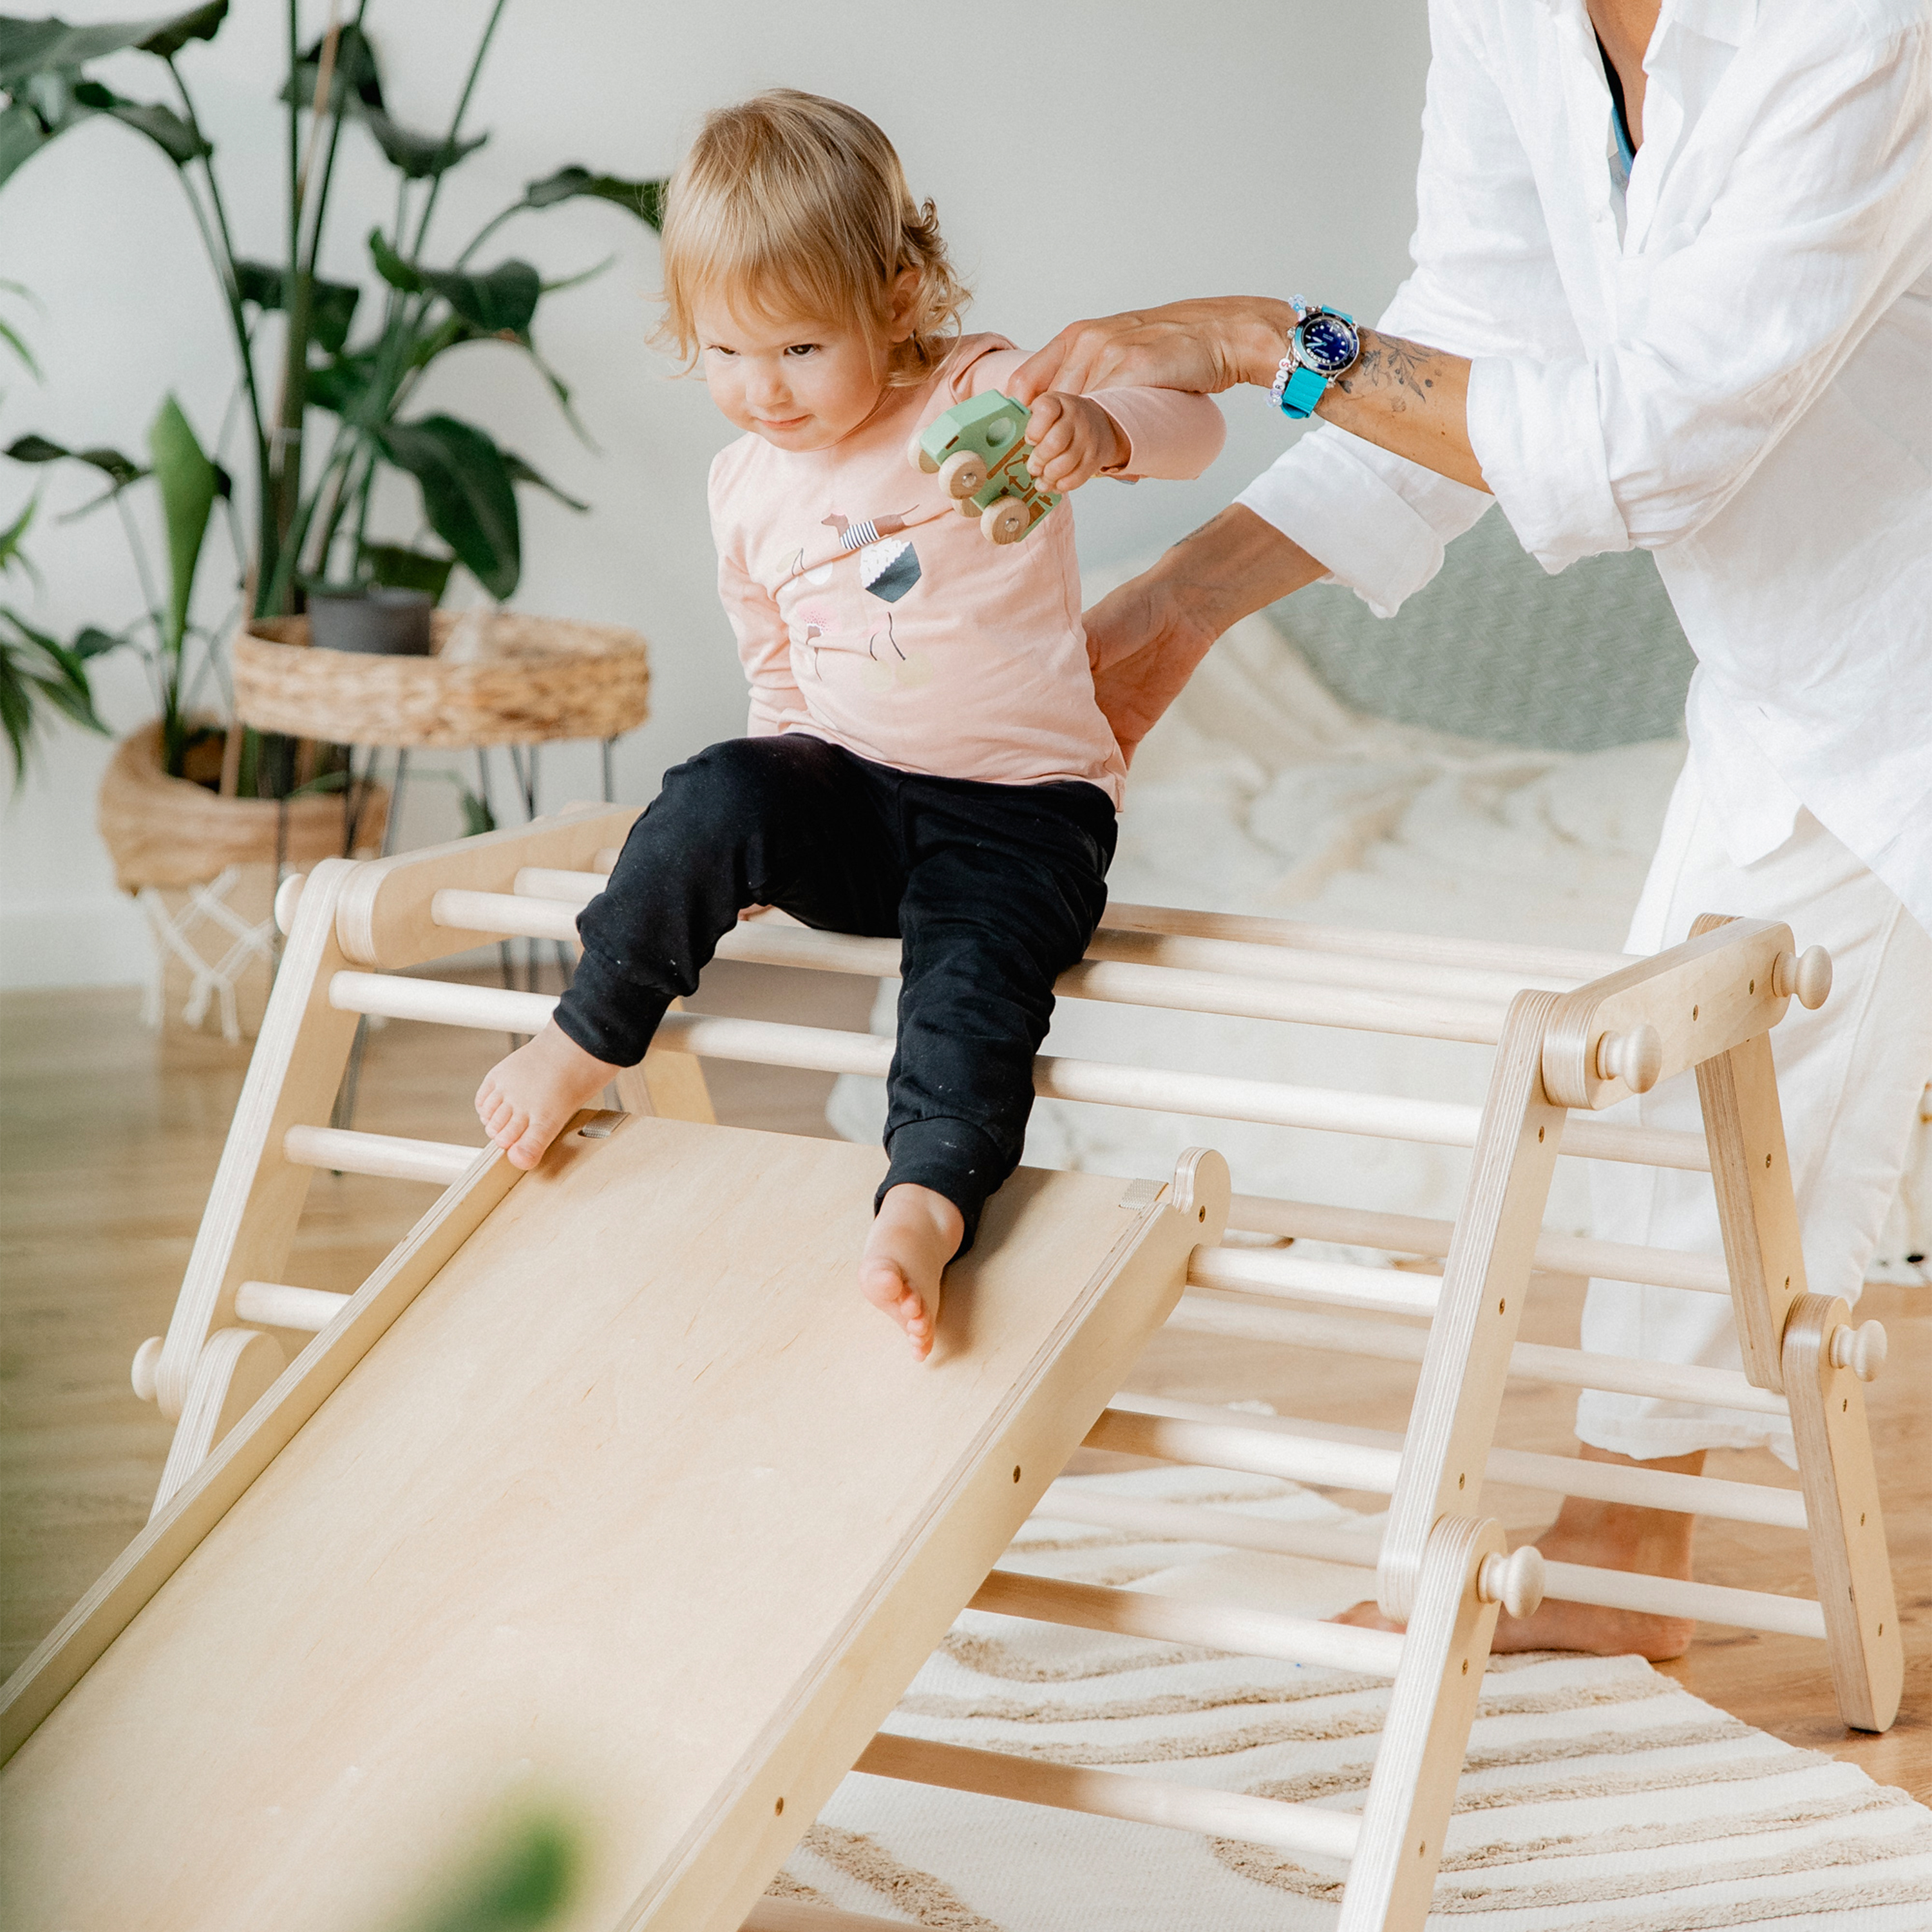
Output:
top-left (2, 972), bottom-right (1926, 1806)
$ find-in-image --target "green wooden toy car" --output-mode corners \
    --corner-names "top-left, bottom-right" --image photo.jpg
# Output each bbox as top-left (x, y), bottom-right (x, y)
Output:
top-left (906, 390), bottom-right (1061, 545)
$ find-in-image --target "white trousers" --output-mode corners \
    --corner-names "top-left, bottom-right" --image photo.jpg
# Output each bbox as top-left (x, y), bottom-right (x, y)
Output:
top-left (1576, 760), bottom-right (1932, 1464)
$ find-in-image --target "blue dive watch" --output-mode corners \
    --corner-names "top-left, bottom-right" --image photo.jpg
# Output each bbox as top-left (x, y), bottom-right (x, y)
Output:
top-left (1271, 296), bottom-right (1362, 420)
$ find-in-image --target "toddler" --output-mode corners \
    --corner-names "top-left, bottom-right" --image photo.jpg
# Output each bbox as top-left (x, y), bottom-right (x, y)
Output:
top-left (477, 90), bottom-right (1223, 1359)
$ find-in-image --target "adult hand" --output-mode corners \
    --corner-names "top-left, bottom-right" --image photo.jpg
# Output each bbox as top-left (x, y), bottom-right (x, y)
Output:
top-left (1084, 506), bottom-right (1329, 761)
top-left (1010, 298), bottom-right (1298, 406)
top-left (1084, 570), bottom-right (1217, 762)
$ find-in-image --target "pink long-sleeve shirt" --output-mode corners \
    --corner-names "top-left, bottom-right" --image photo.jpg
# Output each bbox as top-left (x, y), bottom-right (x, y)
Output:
top-left (708, 333), bottom-right (1225, 808)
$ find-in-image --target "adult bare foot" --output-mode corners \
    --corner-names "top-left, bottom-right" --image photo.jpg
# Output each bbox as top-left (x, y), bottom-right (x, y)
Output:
top-left (860, 1183), bottom-right (963, 1361)
top-left (1331, 1444), bottom-right (1707, 1662)
top-left (475, 1020), bottom-right (621, 1171)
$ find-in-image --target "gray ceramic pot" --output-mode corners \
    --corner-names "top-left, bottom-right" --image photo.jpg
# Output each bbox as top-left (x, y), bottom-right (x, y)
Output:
top-left (306, 585), bottom-right (434, 656)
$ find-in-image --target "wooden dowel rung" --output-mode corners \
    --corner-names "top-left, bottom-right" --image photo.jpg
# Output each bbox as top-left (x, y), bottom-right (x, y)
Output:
top-left (971, 1567), bottom-right (1403, 1676)
top-left (233, 1281), bottom-right (348, 1332)
top-left (450, 899), bottom-right (1507, 1039)
top-left (1189, 1245), bottom-right (1441, 1316)
top-left (716, 924), bottom-right (905, 978)
top-left (855, 1732), bottom-right (1361, 1861)
top-left (323, 980), bottom-right (1704, 1169)
top-left (1086, 1406), bottom-right (1406, 1493)
top-left (513, 866), bottom-right (605, 905)
top-left (1084, 925), bottom-right (1570, 1005)
top-left (431, 887), bottom-right (578, 943)
top-left (1166, 1294), bottom-right (1786, 1414)
top-left (1099, 900), bottom-right (1634, 981)
top-left (1056, 958), bottom-right (1504, 1042)
top-left (1226, 1192), bottom-right (1731, 1294)
top-left (1034, 1484), bottom-right (1386, 1566)
top-left (282, 1124), bottom-right (480, 1186)
top-left (1101, 1390), bottom-right (1806, 1528)
top-left (667, 1012), bottom-right (896, 1078)
top-left (656, 1014), bottom-right (1692, 1162)
top-left (328, 971), bottom-right (555, 1033)
top-left (1543, 1561), bottom-right (1827, 1639)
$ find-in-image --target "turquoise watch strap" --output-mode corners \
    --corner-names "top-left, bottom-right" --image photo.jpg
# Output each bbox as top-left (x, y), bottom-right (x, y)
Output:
top-left (1278, 365), bottom-right (1329, 421)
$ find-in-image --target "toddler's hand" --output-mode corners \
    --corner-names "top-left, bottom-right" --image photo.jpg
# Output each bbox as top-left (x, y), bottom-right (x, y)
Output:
top-left (1025, 393), bottom-right (1126, 493)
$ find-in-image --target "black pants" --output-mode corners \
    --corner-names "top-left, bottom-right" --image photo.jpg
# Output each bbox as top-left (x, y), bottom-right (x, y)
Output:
top-left (556, 735), bottom-right (1117, 1253)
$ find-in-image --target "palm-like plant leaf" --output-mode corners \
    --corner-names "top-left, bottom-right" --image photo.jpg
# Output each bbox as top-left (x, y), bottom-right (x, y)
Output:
top-left (502, 450), bottom-right (589, 514)
top-left (374, 415), bottom-right (519, 600)
top-left (281, 19), bottom-right (381, 113)
top-left (519, 166), bottom-right (666, 231)
top-left (0, 3), bottom-right (227, 88)
top-left (360, 106), bottom-right (486, 181)
top-left (417, 259), bottom-right (540, 335)
top-left (5, 433), bottom-right (146, 489)
top-left (0, 603), bottom-right (114, 784)
top-left (146, 393), bottom-right (214, 656)
top-left (235, 258), bottom-right (359, 355)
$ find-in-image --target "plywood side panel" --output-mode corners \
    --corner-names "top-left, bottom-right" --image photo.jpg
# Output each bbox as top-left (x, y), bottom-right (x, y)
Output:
top-left (0, 1119), bottom-right (1217, 1932)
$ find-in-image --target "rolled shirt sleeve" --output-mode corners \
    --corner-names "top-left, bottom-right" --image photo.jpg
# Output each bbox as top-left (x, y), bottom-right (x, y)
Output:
top-left (1241, 0), bottom-right (1932, 601)
top-left (1237, 0), bottom-right (1570, 615)
top-left (1473, 14), bottom-right (1932, 571)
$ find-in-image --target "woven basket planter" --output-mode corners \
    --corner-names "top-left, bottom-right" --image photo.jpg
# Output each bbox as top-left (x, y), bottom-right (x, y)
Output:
top-left (97, 721), bottom-right (389, 1043)
top-left (232, 611), bottom-right (651, 749)
top-left (97, 721), bottom-right (388, 891)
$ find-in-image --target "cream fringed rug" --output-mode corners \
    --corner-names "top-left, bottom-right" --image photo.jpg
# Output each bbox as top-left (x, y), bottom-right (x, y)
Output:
top-left (771, 1468), bottom-right (1932, 1931)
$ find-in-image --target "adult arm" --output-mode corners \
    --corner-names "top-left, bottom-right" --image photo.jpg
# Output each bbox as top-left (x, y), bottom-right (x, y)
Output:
top-left (1086, 506), bottom-right (1326, 758)
top-left (1044, 1), bottom-right (1932, 749)
top-left (1014, 301), bottom-right (1487, 491)
top-left (1022, 10), bottom-right (1932, 567)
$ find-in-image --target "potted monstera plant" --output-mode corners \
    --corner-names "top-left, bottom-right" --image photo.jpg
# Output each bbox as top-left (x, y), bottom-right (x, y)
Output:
top-left (0, 2), bottom-right (662, 1034)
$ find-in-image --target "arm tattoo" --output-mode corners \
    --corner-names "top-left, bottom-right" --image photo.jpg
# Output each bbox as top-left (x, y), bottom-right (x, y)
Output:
top-left (1336, 332), bottom-right (1443, 414)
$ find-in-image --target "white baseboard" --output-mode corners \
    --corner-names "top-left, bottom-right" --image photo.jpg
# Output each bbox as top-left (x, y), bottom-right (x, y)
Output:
top-left (0, 893), bottom-right (156, 989)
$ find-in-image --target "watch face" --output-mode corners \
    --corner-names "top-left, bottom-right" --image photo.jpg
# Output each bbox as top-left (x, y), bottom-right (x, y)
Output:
top-left (1298, 311), bottom-right (1359, 375)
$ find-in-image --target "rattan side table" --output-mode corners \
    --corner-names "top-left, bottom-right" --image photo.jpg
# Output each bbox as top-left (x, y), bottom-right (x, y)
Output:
top-left (235, 609), bottom-right (651, 1119)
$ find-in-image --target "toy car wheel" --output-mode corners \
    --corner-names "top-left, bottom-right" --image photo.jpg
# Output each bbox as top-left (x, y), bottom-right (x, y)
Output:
top-left (981, 496), bottom-right (1030, 545)
top-left (907, 430), bottom-right (940, 475)
top-left (938, 450), bottom-right (987, 500)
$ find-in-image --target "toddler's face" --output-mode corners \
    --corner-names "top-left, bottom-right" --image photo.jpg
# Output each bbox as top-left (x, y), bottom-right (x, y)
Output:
top-left (694, 294), bottom-right (900, 451)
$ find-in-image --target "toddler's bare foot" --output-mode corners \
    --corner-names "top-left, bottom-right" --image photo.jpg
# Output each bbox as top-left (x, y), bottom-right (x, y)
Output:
top-left (475, 1020), bottom-right (621, 1171)
top-left (860, 1183), bottom-right (963, 1361)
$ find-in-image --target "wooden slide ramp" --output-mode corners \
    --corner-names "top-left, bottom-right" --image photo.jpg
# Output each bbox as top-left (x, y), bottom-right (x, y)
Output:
top-left (0, 1113), bottom-right (1226, 1932)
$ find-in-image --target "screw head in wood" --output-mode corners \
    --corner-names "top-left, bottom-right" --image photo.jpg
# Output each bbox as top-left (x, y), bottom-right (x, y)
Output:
top-left (1829, 1320), bottom-right (1887, 1382)
top-left (1595, 1023), bottom-right (1663, 1092)
top-left (1773, 945), bottom-right (1832, 1009)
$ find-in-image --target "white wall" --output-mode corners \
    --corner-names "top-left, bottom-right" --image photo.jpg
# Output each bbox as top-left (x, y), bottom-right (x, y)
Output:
top-left (0, 0), bottom-right (1433, 986)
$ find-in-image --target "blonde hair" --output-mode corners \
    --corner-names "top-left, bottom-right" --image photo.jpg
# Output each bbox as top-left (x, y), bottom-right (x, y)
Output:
top-left (656, 90), bottom-right (969, 385)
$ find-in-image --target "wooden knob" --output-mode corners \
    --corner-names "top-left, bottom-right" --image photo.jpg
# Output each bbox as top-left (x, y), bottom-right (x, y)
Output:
top-left (1478, 1546), bottom-right (1545, 1620)
top-left (1595, 1023), bottom-right (1662, 1092)
top-left (1830, 1320), bottom-right (1887, 1382)
top-left (131, 1336), bottom-right (164, 1405)
top-left (938, 450), bottom-right (987, 500)
top-left (906, 429), bottom-right (939, 474)
top-left (274, 871), bottom-right (307, 936)
top-left (1774, 945), bottom-right (1832, 1010)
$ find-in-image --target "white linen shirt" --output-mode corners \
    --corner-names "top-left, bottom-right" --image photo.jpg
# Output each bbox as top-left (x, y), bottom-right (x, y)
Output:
top-left (1238, 0), bottom-right (1932, 936)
